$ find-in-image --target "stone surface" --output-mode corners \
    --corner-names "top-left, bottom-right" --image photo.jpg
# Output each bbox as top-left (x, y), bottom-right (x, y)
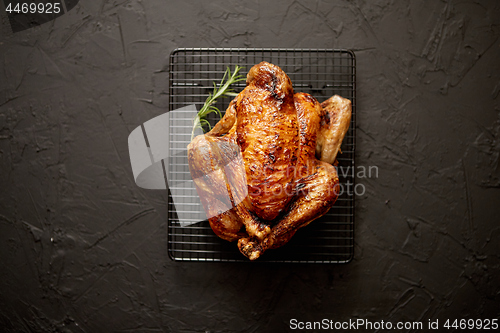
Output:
top-left (1, 0), bottom-right (499, 332)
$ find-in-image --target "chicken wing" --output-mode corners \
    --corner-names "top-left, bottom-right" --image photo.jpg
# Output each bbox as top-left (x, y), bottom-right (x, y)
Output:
top-left (317, 95), bottom-right (352, 164)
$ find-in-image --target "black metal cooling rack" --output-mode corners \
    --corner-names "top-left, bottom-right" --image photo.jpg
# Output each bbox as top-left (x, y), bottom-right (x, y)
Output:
top-left (167, 48), bottom-right (356, 263)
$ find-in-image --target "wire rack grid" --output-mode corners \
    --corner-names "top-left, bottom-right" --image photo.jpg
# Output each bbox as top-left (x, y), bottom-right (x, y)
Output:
top-left (167, 48), bottom-right (356, 263)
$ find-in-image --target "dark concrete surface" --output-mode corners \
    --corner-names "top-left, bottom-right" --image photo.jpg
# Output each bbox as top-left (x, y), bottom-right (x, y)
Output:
top-left (1, 1), bottom-right (499, 332)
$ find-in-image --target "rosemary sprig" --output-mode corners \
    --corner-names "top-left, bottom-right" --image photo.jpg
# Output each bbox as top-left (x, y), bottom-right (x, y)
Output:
top-left (191, 65), bottom-right (245, 140)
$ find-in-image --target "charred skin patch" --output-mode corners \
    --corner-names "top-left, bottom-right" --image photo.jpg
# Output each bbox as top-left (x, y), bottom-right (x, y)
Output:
top-left (322, 110), bottom-right (331, 125)
top-left (269, 75), bottom-right (284, 101)
top-left (302, 93), bottom-right (317, 105)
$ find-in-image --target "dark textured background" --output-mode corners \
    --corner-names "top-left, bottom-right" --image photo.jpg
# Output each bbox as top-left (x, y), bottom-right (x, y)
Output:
top-left (1, 1), bottom-right (499, 332)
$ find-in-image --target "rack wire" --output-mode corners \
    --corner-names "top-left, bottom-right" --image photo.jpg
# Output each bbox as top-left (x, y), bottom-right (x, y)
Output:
top-left (167, 48), bottom-right (356, 263)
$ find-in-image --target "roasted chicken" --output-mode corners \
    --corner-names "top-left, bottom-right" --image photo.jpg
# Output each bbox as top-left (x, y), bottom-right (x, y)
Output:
top-left (187, 62), bottom-right (351, 260)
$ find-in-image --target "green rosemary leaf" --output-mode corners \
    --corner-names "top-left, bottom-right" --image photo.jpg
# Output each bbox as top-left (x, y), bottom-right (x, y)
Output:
top-left (191, 65), bottom-right (245, 140)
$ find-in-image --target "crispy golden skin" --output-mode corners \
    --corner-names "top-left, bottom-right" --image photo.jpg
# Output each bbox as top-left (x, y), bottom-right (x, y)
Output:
top-left (235, 62), bottom-right (299, 221)
top-left (188, 62), bottom-right (351, 260)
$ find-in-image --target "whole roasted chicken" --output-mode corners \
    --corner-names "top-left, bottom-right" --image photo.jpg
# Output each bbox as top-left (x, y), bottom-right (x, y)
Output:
top-left (188, 62), bottom-right (351, 260)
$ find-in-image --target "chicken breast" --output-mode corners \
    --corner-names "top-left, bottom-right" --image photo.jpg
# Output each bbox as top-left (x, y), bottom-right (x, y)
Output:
top-left (235, 62), bottom-right (299, 221)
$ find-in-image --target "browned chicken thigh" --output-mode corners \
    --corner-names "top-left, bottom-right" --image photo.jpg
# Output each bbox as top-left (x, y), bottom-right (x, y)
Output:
top-left (187, 62), bottom-right (351, 260)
